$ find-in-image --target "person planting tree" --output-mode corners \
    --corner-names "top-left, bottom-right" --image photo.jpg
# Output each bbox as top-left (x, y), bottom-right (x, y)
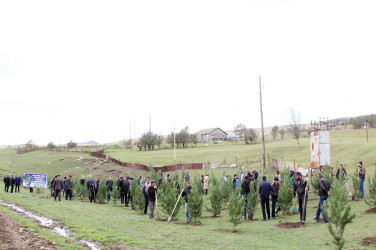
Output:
top-left (182, 181), bottom-right (192, 223)
top-left (293, 172), bottom-right (309, 223)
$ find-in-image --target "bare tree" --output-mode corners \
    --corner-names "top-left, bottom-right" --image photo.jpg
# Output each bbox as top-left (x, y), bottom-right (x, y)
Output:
top-left (287, 108), bottom-right (304, 145)
top-left (234, 124), bottom-right (247, 144)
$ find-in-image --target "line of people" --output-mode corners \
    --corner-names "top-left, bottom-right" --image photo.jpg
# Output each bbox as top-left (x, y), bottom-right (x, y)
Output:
top-left (2, 174), bottom-right (21, 193)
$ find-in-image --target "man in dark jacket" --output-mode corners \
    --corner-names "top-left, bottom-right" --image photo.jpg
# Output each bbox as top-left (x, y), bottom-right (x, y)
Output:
top-left (313, 172), bottom-right (330, 223)
top-left (106, 177), bottom-right (113, 201)
top-left (358, 161), bottom-right (366, 198)
top-left (89, 178), bottom-right (99, 203)
top-left (147, 180), bottom-right (157, 219)
top-left (118, 177), bottom-right (125, 204)
top-left (50, 176), bottom-right (56, 197)
top-left (53, 175), bottom-right (64, 201)
top-left (271, 177), bottom-right (281, 219)
top-left (294, 172), bottom-right (309, 223)
top-left (241, 176), bottom-right (251, 219)
top-left (15, 174), bottom-right (21, 193)
top-left (65, 176), bottom-right (73, 200)
top-left (4, 175), bottom-right (10, 192)
top-left (259, 176), bottom-right (271, 221)
top-left (10, 175), bottom-right (15, 193)
top-left (182, 181), bottom-right (192, 223)
top-left (122, 178), bottom-right (130, 206)
top-left (141, 177), bottom-right (151, 214)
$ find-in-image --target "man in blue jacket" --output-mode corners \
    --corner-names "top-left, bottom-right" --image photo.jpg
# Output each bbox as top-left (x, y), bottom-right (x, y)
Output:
top-left (312, 173), bottom-right (331, 223)
top-left (259, 176), bottom-right (272, 221)
top-left (14, 174), bottom-right (21, 193)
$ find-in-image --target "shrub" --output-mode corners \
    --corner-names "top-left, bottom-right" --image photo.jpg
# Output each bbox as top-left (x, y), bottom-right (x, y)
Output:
top-left (206, 184), bottom-right (223, 217)
top-left (130, 182), bottom-right (145, 211)
top-left (111, 187), bottom-right (120, 204)
top-left (278, 176), bottom-right (294, 222)
top-left (365, 175), bottom-right (376, 209)
top-left (350, 171), bottom-right (360, 200)
top-left (161, 185), bottom-right (182, 220)
top-left (95, 180), bottom-right (107, 203)
top-left (246, 182), bottom-right (259, 220)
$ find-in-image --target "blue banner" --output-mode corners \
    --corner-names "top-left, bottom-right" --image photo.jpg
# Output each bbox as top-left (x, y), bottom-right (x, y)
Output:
top-left (23, 173), bottom-right (48, 189)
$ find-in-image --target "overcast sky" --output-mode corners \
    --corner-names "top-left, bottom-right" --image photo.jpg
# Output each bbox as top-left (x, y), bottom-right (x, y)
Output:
top-left (1, 0), bottom-right (375, 145)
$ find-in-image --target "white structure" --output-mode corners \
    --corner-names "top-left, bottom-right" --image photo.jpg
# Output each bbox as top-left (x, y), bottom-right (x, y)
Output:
top-left (310, 129), bottom-right (330, 168)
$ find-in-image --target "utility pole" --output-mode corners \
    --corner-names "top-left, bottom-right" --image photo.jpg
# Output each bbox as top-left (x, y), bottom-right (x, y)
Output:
top-left (173, 125), bottom-right (177, 161)
top-left (366, 115), bottom-right (369, 143)
top-left (259, 75), bottom-right (266, 174)
top-left (129, 122), bottom-right (132, 151)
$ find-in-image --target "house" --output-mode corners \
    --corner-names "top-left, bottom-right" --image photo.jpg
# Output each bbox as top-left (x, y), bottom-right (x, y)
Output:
top-left (195, 128), bottom-right (228, 142)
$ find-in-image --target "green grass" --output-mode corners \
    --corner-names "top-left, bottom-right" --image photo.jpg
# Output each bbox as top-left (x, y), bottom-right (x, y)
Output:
top-left (0, 182), bottom-right (375, 250)
top-left (0, 129), bottom-right (375, 249)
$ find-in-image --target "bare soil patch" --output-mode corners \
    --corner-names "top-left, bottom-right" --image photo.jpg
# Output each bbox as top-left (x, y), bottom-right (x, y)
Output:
top-left (365, 207), bottom-right (376, 214)
top-left (0, 210), bottom-right (59, 250)
top-left (361, 237), bottom-right (376, 247)
top-left (277, 222), bottom-right (306, 229)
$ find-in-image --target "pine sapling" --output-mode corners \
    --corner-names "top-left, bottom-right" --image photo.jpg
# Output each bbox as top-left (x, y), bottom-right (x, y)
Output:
top-left (111, 187), bottom-right (120, 204)
top-left (365, 175), bottom-right (376, 209)
top-left (189, 187), bottom-right (203, 224)
top-left (278, 177), bottom-right (294, 223)
top-left (323, 180), bottom-right (355, 250)
top-left (247, 184), bottom-right (260, 220)
top-left (228, 188), bottom-right (244, 232)
top-left (161, 185), bottom-right (182, 220)
top-left (350, 171), bottom-right (360, 200)
top-left (130, 182), bottom-right (144, 212)
top-left (206, 184), bottom-right (223, 217)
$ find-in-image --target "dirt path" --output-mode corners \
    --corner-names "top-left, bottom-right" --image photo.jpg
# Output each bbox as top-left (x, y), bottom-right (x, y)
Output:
top-left (0, 209), bottom-right (59, 250)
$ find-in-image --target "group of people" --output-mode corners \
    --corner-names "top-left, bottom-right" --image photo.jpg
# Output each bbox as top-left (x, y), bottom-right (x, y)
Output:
top-left (50, 175), bottom-right (73, 201)
top-left (2, 174), bottom-right (21, 193)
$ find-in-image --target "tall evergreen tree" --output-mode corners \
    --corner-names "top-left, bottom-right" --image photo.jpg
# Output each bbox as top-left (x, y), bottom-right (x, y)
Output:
top-left (189, 187), bottom-right (203, 224)
top-left (323, 180), bottom-right (355, 250)
top-left (228, 188), bottom-right (245, 232)
top-left (206, 184), bottom-right (223, 217)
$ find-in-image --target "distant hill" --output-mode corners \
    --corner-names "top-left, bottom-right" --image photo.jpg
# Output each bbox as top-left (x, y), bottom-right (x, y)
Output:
top-left (79, 140), bottom-right (99, 145)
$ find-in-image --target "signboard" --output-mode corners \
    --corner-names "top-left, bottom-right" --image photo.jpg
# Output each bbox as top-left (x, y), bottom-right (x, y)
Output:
top-left (23, 173), bottom-right (48, 189)
top-left (310, 129), bottom-right (330, 168)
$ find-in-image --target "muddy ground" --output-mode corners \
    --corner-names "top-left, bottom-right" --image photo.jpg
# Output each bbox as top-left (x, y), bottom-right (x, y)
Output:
top-left (0, 210), bottom-right (59, 250)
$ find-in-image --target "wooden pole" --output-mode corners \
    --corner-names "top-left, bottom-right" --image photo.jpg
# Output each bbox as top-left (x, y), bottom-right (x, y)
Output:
top-left (259, 75), bottom-right (266, 174)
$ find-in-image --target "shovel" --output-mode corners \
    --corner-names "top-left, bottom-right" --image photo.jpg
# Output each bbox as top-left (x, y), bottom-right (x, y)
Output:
top-left (167, 189), bottom-right (184, 223)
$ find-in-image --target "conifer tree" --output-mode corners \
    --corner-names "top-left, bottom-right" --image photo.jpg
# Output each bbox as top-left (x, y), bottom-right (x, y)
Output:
top-left (228, 188), bottom-right (244, 232)
top-left (206, 183), bottom-right (223, 217)
top-left (161, 185), bottom-right (182, 219)
top-left (246, 183), bottom-right (259, 220)
top-left (193, 174), bottom-right (204, 195)
top-left (74, 180), bottom-right (89, 201)
top-left (310, 172), bottom-right (320, 196)
top-left (350, 171), bottom-right (360, 200)
top-left (130, 182), bottom-right (145, 211)
top-left (278, 176), bottom-right (294, 222)
top-left (220, 178), bottom-right (232, 207)
top-left (95, 180), bottom-right (107, 203)
top-left (323, 180), bottom-right (355, 250)
top-left (111, 187), bottom-right (120, 204)
top-left (189, 187), bottom-right (203, 224)
top-left (365, 175), bottom-right (376, 209)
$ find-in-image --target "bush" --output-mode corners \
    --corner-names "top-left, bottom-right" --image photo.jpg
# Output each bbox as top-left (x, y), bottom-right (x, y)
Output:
top-left (193, 174), bottom-right (204, 195)
top-left (310, 172), bottom-right (320, 196)
top-left (246, 183), bottom-right (259, 220)
top-left (365, 175), bottom-right (376, 209)
top-left (111, 187), bottom-right (120, 204)
top-left (74, 179), bottom-right (89, 201)
top-left (323, 181), bottom-right (355, 250)
top-left (189, 187), bottom-right (203, 224)
top-left (220, 178), bottom-right (233, 208)
top-left (228, 188), bottom-right (245, 232)
top-left (206, 184), bottom-right (223, 217)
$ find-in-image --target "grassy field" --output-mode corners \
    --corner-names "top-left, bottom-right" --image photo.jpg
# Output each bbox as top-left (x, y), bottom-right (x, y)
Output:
top-left (0, 129), bottom-right (375, 249)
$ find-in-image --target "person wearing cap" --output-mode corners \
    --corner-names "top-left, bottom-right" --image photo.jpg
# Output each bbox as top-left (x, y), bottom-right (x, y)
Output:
top-left (182, 181), bottom-right (192, 223)
top-left (141, 177), bottom-right (151, 215)
top-left (259, 176), bottom-right (272, 221)
top-left (53, 175), bottom-right (64, 201)
top-left (147, 180), bottom-right (157, 219)
top-left (271, 177), bottom-right (281, 219)
top-left (358, 161), bottom-right (366, 198)
top-left (241, 176), bottom-right (251, 219)
top-left (65, 175), bottom-right (73, 200)
top-left (293, 172), bottom-right (309, 222)
top-left (312, 172), bottom-right (330, 223)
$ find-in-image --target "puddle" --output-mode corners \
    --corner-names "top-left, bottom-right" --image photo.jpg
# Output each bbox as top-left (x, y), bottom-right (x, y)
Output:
top-left (0, 199), bottom-right (101, 250)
